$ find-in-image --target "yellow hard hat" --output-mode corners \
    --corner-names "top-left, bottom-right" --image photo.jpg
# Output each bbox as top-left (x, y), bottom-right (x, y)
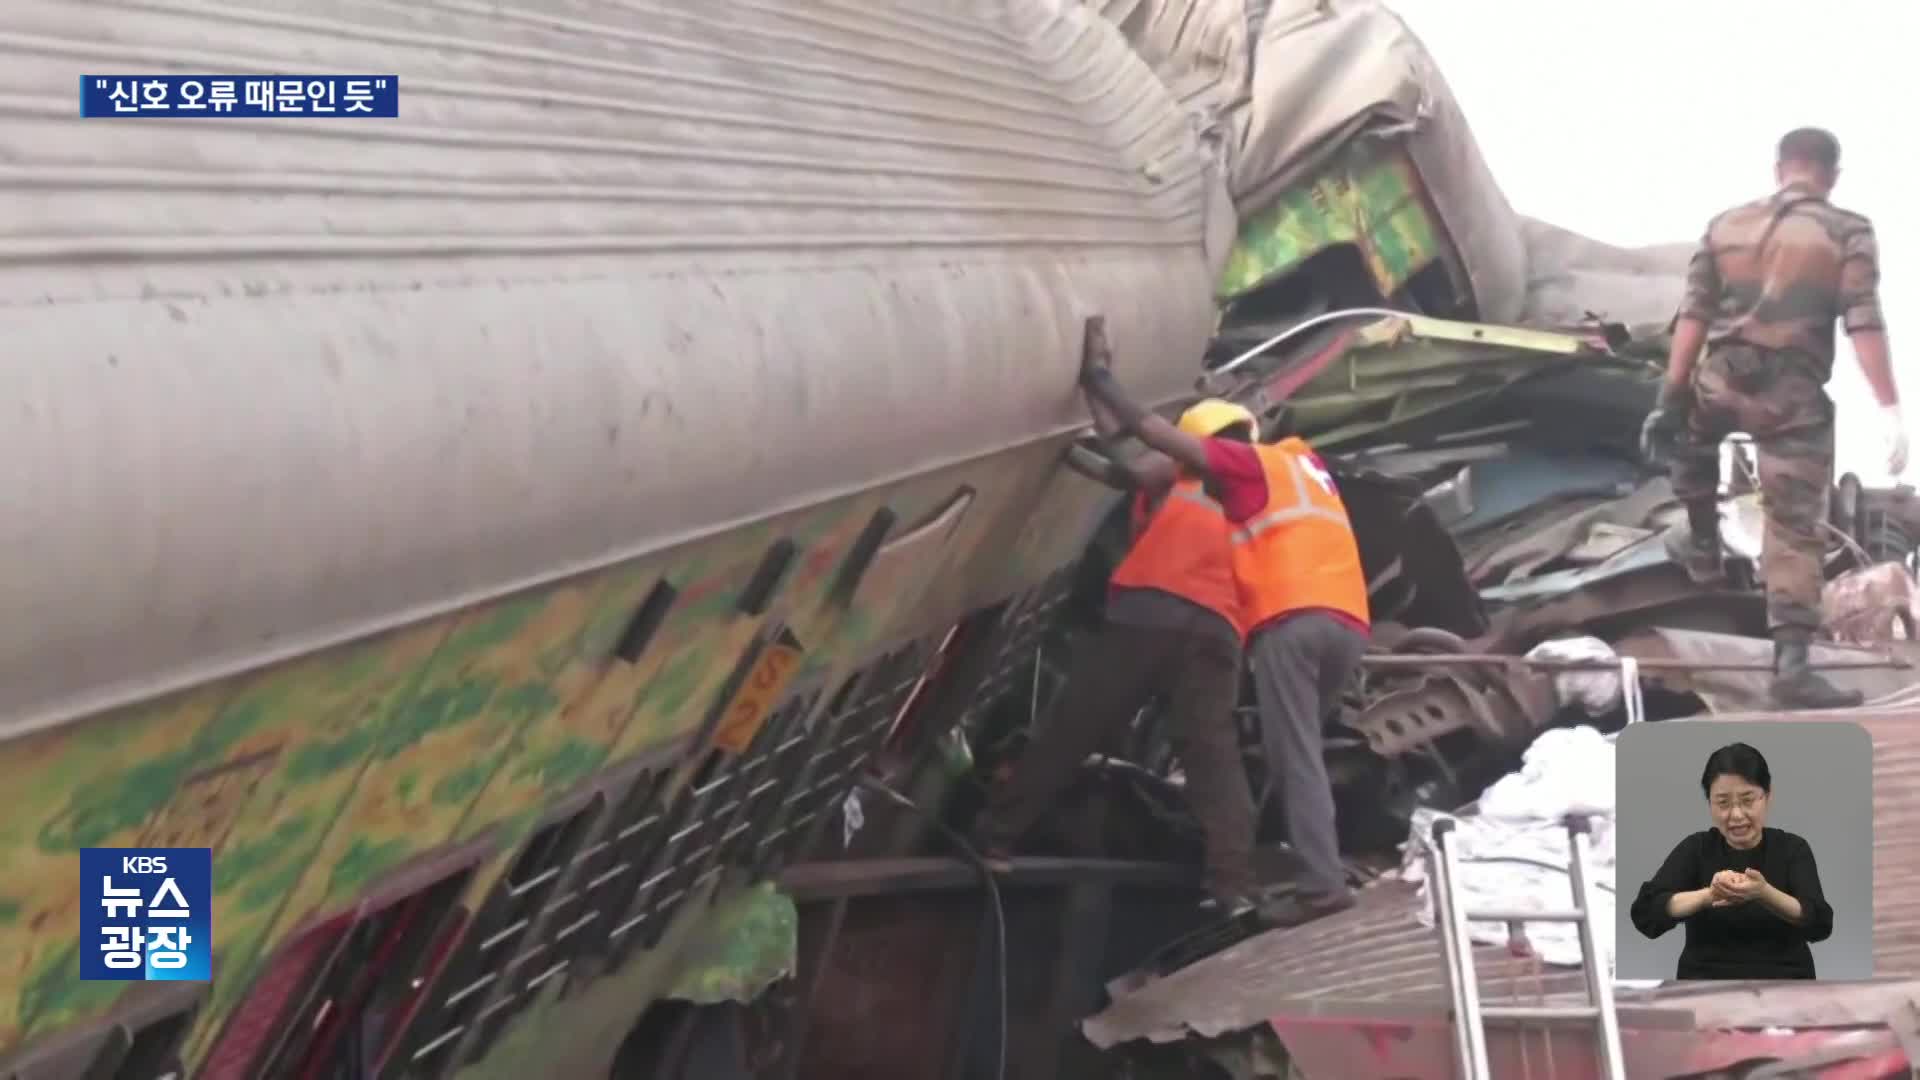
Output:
top-left (1177, 398), bottom-right (1257, 439)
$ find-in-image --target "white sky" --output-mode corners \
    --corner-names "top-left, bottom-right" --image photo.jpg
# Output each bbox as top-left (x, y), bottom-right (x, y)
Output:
top-left (1387, 0), bottom-right (1919, 481)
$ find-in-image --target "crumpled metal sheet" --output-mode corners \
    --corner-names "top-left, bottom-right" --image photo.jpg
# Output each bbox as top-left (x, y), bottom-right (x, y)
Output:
top-left (1079, 878), bottom-right (1589, 1049)
top-left (1281, 316), bottom-right (1653, 456)
top-left (1081, 1), bottom-right (1439, 219)
top-left (1082, 0), bottom-right (1700, 326)
top-left (1478, 527), bottom-right (1677, 604)
top-left (1516, 217), bottom-right (1693, 330)
top-left (1235, 2), bottom-right (1534, 321)
top-left (1232, 3), bottom-right (1429, 209)
top-left (1077, 0), bottom-right (1254, 126)
top-left (1443, 448), bottom-right (1644, 541)
top-left (1340, 467), bottom-right (1488, 637)
top-left (1465, 477), bottom-right (1678, 589)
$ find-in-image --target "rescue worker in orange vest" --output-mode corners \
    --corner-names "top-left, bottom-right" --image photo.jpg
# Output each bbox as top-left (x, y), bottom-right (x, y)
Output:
top-left (976, 336), bottom-right (1261, 913)
top-left (1079, 316), bottom-right (1366, 929)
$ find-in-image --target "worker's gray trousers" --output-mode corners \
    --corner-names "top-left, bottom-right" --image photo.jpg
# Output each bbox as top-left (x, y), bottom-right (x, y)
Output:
top-left (1247, 612), bottom-right (1369, 900)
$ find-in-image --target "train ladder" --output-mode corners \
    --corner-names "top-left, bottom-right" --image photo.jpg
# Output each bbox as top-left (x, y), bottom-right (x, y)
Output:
top-left (1427, 813), bottom-right (1626, 1080)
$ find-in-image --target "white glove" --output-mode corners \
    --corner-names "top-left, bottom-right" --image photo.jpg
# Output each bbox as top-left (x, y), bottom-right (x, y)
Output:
top-left (1882, 404), bottom-right (1909, 479)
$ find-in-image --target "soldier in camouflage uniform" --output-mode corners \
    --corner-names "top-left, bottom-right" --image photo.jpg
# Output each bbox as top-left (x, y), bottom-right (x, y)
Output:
top-left (1643, 127), bottom-right (1908, 710)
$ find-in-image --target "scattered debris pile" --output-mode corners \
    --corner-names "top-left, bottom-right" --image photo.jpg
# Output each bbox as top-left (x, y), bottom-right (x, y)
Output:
top-left (918, 3), bottom-right (1920, 1074)
top-left (1024, 312), bottom-right (1920, 1075)
top-left (1060, 314), bottom-right (1920, 1073)
top-left (1396, 725), bottom-right (1619, 971)
top-left (967, 306), bottom-right (1920, 885)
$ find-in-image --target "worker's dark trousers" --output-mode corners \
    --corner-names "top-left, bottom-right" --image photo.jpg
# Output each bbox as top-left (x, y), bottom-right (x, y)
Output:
top-left (985, 620), bottom-right (1256, 898)
top-left (1247, 612), bottom-right (1368, 901)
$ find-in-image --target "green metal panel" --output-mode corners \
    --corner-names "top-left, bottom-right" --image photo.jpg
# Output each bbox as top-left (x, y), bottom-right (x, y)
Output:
top-left (1216, 141), bottom-right (1445, 302)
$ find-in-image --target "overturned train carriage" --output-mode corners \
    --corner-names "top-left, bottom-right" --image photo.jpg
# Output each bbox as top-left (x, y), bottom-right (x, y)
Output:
top-left (0, 1), bottom-right (1235, 1076)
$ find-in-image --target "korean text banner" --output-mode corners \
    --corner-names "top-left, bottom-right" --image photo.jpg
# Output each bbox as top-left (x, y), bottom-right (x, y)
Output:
top-left (80, 75), bottom-right (398, 118)
top-left (79, 847), bottom-right (213, 982)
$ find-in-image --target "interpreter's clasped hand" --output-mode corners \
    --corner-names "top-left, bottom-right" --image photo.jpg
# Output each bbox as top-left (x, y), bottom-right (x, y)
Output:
top-left (1709, 868), bottom-right (1766, 907)
top-left (1728, 867), bottom-right (1767, 899)
top-left (1708, 869), bottom-right (1744, 906)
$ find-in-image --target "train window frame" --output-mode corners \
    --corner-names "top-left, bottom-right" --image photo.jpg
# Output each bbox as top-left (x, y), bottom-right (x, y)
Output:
top-left (454, 790), bottom-right (609, 1064)
top-left (747, 660), bottom-right (889, 877)
top-left (736, 539), bottom-right (798, 617)
top-left (580, 613), bottom-right (804, 964)
top-left (611, 579), bottom-right (679, 666)
top-left (548, 757), bottom-right (676, 982)
top-left (827, 507), bottom-right (897, 607)
top-left (756, 640), bottom-right (935, 874)
top-left (199, 837), bottom-right (491, 1080)
top-left (378, 789), bottom-right (606, 1076)
top-left (707, 681), bottom-right (827, 883)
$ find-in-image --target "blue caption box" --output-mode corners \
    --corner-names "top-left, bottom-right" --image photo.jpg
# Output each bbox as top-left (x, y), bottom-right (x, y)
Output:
top-left (79, 847), bottom-right (212, 982)
top-left (80, 75), bottom-right (399, 118)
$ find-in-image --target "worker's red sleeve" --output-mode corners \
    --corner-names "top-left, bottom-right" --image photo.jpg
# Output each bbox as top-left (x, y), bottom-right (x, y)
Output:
top-left (1201, 439), bottom-right (1268, 524)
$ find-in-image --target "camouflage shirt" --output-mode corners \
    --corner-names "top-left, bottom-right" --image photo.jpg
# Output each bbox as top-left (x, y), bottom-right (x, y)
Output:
top-left (1679, 181), bottom-right (1886, 379)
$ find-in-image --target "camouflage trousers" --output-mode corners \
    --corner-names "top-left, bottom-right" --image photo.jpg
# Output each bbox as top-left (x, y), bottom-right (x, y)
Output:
top-left (1669, 344), bottom-right (1836, 631)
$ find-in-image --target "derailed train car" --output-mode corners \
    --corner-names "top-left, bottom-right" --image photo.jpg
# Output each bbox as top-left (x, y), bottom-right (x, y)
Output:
top-left (1, 1), bottom-right (1233, 1074)
top-left (0, 1), bottom-right (1666, 1078)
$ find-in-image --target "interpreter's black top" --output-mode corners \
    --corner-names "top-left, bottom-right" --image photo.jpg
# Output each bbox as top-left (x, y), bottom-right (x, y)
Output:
top-left (1628, 827), bottom-right (1833, 980)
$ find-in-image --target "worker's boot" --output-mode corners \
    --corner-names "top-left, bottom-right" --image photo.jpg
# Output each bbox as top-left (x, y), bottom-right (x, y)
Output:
top-left (1196, 862), bottom-right (1260, 919)
top-left (1196, 892), bottom-right (1257, 919)
top-left (1252, 886), bottom-right (1356, 930)
top-left (1769, 627), bottom-right (1864, 711)
top-left (1664, 502), bottom-right (1725, 586)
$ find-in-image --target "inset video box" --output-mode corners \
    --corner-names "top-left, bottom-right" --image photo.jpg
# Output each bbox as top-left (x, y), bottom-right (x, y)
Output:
top-left (1615, 718), bottom-right (1874, 983)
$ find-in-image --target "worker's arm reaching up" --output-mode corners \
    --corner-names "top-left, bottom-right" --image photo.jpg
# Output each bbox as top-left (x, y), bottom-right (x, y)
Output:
top-left (1074, 316), bottom-right (1272, 521)
top-left (1077, 316), bottom-right (1214, 475)
top-left (1084, 387), bottom-right (1178, 495)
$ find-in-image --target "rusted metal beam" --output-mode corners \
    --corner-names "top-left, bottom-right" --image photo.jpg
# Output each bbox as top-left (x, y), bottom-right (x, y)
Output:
top-left (1360, 652), bottom-right (1910, 673)
top-left (779, 856), bottom-right (1192, 903)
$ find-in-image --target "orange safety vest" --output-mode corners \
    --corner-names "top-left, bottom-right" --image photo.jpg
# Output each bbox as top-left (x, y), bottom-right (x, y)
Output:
top-left (1108, 478), bottom-right (1245, 638)
top-left (1229, 437), bottom-right (1371, 632)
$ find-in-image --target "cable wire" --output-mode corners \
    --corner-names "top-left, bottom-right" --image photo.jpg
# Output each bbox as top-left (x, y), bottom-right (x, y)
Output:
top-left (858, 775), bottom-right (1007, 1080)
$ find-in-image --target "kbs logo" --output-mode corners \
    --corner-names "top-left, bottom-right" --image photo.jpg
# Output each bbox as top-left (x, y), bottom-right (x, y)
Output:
top-left (79, 847), bottom-right (212, 982)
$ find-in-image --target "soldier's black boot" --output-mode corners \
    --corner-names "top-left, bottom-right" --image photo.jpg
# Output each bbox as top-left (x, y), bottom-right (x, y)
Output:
top-left (1769, 627), bottom-right (1864, 711)
top-left (1664, 501), bottom-right (1725, 585)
